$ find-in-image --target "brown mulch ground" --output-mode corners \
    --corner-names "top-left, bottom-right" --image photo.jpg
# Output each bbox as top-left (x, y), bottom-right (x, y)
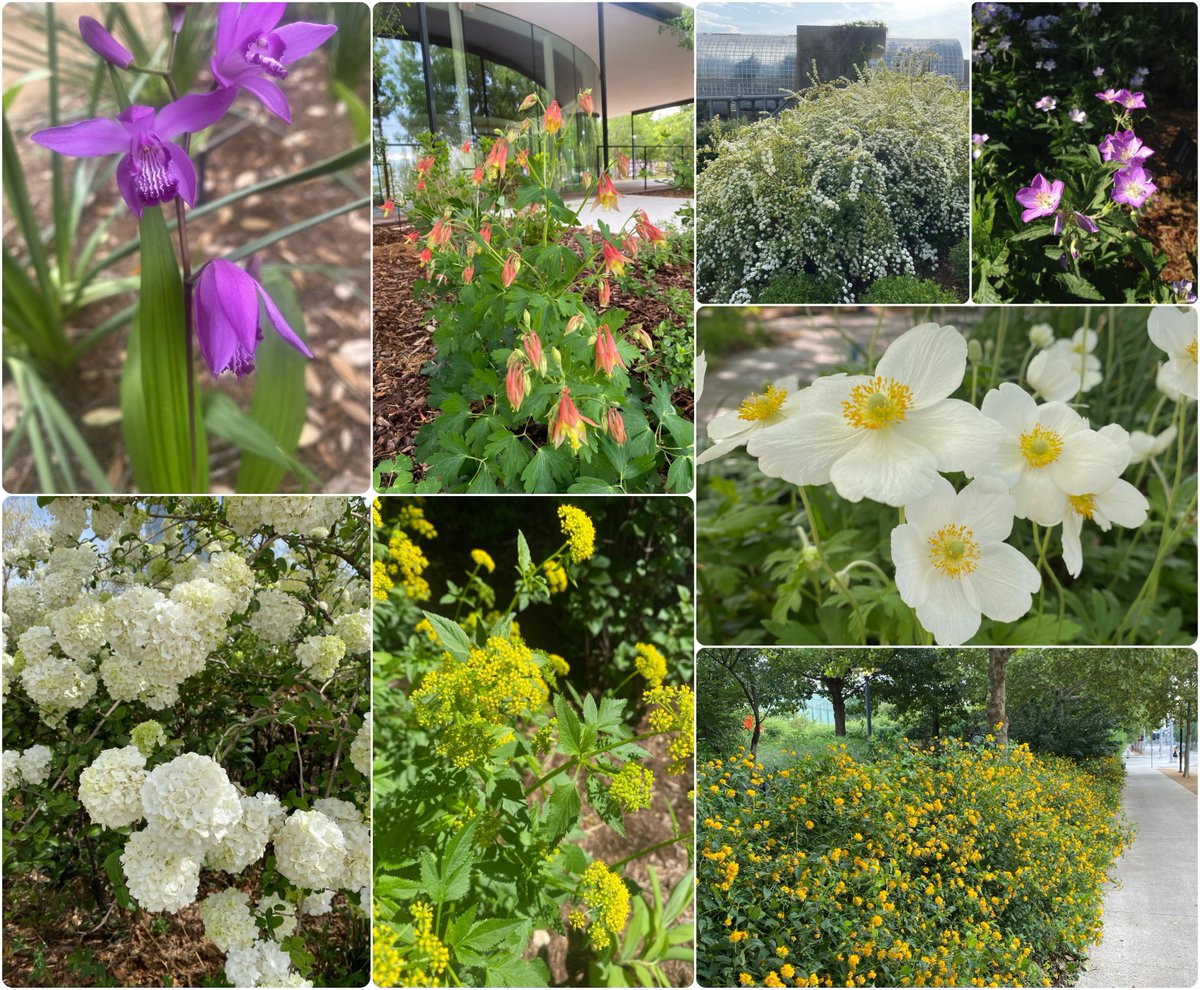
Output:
top-left (1158, 767), bottom-right (1199, 793)
top-left (1141, 104), bottom-right (1199, 286)
top-left (1, 8), bottom-right (371, 493)
top-left (371, 222), bottom-right (695, 479)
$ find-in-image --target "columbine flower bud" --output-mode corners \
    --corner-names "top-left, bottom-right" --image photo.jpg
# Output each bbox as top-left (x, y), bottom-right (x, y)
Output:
top-left (79, 16), bottom-right (135, 69)
top-left (519, 93), bottom-right (538, 111)
top-left (550, 346), bottom-right (563, 372)
top-left (523, 330), bottom-right (547, 375)
top-left (598, 279), bottom-right (611, 309)
top-left (463, 265), bottom-right (474, 284)
top-left (579, 89), bottom-right (594, 115)
top-left (631, 325), bottom-right (654, 351)
top-left (501, 253), bottom-right (520, 288)
top-left (594, 325), bottom-right (627, 377)
top-left (565, 314), bottom-right (586, 335)
top-left (607, 408), bottom-right (627, 445)
top-left (622, 234), bottom-right (639, 260)
top-left (505, 353), bottom-right (528, 411)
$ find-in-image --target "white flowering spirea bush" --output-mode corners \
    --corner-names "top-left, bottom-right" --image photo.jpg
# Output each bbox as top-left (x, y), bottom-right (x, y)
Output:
top-left (1, 497), bottom-right (370, 987)
top-left (697, 64), bottom-right (969, 303)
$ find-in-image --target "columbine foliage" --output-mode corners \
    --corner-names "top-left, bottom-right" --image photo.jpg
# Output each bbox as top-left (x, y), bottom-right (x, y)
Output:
top-left (399, 95), bottom-right (694, 494)
top-left (371, 499), bottom-right (695, 987)
top-left (1, 496), bottom-right (370, 987)
top-left (697, 65), bottom-right (968, 304)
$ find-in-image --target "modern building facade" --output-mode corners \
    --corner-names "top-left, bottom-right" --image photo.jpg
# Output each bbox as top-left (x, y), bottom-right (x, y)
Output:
top-left (374, 2), bottom-right (693, 194)
top-left (698, 24), bottom-right (963, 120)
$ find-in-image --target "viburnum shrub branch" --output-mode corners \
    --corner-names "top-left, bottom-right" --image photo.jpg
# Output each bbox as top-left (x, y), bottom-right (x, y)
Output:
top-left (372, 500), bottom-right (695, 986)
top-left (2, 496), bottom-right (372, 988)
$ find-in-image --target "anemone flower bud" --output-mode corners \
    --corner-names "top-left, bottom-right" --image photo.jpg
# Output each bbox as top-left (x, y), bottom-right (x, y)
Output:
top-left (501, 253), bottom-right (521, 288)
top-left (606, 408), bottom-right (627, 445)
top-left (79, 16), bottom-right (134, 69)
top-left (194, 259), bottom-right (313, 379)
top-left (579, 89), bottom-right (594, 115)
top-left (544, 100), bottom-right (563, 134)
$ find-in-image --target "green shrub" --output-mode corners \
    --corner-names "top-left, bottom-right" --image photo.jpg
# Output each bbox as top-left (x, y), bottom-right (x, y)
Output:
top-left (698, 66), bottom-right (968, 303)
top-left (859, 274), bottom-right (960, 304)
top-left (948, 238), bottom-right (970, 280)
top-left (752, 272), bottom-right (845, 304)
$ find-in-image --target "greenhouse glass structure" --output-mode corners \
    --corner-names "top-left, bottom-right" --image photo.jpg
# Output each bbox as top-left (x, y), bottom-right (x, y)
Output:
top-left (697, 33), bottom-right (798, 116)
top-left (878, 38), bottom-right (966, 86)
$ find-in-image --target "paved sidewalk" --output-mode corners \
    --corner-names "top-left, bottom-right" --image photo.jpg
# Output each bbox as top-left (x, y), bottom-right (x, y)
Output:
top-left (1076, 750), bottom-right (1198, 988)
top-left (565, 191), bottom-right (693, 228)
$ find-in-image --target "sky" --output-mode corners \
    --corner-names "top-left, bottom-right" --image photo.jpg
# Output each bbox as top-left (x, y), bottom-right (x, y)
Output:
top-left (699, 2), bottom-right (972, 55)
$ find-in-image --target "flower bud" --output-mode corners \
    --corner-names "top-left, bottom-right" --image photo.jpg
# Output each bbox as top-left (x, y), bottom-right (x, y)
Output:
top-left (165, 3), bottom-right (189, 33)
top-left (565, 314), bottom-right (586, 335)
top-left (1028, 323), bottom-right (1055, 348)
top-left (519, 93), bottom-right (538, 111)
top-left (966, 338), bottom-right (983, 364)
top-left (606, 408), bottom-right (627, 444)
top-left (598, 279), bottom-right (611, 309)
top-left (501, 253), bottom-right (520, 288)
top-left (579, 89), bottom-right (594, 115)
top-left (79, 16), bottom-right (134, 69)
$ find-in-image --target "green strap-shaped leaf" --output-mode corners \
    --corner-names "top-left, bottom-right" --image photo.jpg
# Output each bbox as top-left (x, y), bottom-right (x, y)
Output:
top-left (125, 206), bottom-right (205, 491)
top-left (203, 392), bottom-right (316, 487)
top-left (235, 269), bottom-right (309, 492)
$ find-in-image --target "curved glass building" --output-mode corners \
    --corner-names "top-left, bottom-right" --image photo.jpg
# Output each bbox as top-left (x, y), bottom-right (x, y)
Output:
top-left (697, 33), bottom-right (798, 118)
top-left (879, 38), bottom-right (966, 86)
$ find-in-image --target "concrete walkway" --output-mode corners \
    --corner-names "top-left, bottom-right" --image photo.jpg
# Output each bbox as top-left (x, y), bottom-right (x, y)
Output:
top-left (565, 191), bottom-right (693, 228)
top-left (1076, 750), bottom-right (1198, 988)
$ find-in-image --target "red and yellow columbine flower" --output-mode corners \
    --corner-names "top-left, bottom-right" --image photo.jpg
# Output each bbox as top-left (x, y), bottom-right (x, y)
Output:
top-left (598, 279), bottom-right (611, 308)
top-left (427, 217), bottom-right (452, 249)
top-left (549, 387), bottom-right (598, 451)
top-left (471, 164), bottom-right (484, 184)
top-left (404, 230), bottom-right (419, 245)
top-left (594, 324), bottom-right (627, 376)
top-left (416, 154), bottom-right (435, 177)
top-left (622, 234), bottom-right (639, 260)
top-left (579, 89), bottom-right (594, 115)
top-left (616, 152), bottom-right (631, 178)
top-left (505, 352), bottom-right (529, 411)
top-left (607, 408), bottom-right (627, 444)
top-left (484, 138), bottom-right (509, 178)
top-left (461, 139), bottom-right (471, 153)
top-left (381, 198), bottom-right (395, 216)
top-left (544, 100), bottom-right (562, 133)
top-left (594, 172), bottom-right (620, 211)
top-left (635, 209), bottom-right (666, 245)
top-left (523, 330), bottom-right (546, 374)
top-left (501, 253), bottom-right (521, 288)
top-left (415, 178), bottom-right (426, 191)
top-left (601, 241), bottom-right (631, 276)
top-left (419, 247), bottom-right (432, 266)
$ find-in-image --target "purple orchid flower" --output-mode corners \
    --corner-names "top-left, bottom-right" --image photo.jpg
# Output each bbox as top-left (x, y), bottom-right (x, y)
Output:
top-left (31, 89), bottom-right (236, 218)
top-left (210, 3), bottom-right (337, 124)
top-left (1112, 165), bottom-right (1156, 208)
top-left (79, 16), bottom-right (134, 69)
top-left (1015, 173), bottom-right (1064, 223)
top-left (194, 258), bottom-right (313, 378)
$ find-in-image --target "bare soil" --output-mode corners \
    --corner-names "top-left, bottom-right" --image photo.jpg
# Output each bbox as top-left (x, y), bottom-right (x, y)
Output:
top-left (1140, 104), bottom-right (1199, 286)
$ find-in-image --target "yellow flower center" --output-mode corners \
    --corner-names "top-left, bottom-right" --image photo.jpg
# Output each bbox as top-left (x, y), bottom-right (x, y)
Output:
top-left (927, 524), bottom-right (981, 578)
top-left (1018, 424), bottom-right (1064, 468)
top-left (842, 377), bottom-right (913, 430)
top-left (738, 385), bottom-right (788, 422)
top-left (1187, 337), bottom-right (1198, 364)
top-left (1068, 493), bottom-right (1095, 519)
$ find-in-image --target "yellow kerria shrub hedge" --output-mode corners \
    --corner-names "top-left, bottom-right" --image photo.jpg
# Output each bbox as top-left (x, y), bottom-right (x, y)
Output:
top-left (697, 740), bottom-right (1132, 988)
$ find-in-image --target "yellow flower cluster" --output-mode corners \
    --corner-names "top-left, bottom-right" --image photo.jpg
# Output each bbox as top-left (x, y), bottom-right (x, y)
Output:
top-left (577, 859), bottom-right (631, 950)
top-left (372, 903), bottom-right (450, 987)
top-left (609, 762), bottom-right (654, 813)
top-left (374, 506), bottom-right (436, 601)
top-left (543, 558), bottom-right (568, 593)
top-left (644, 683), bottom-right (695, 775)
top-left (633, 642), bottom-right (667, 687)
top-left (415, 617), bottom-right (439, 643)
top-left (470, 548), bottom-right (496, 573)
top-left (557, 504), bottom-right (596, 562)
top-left (411, 634), bottom-right (549, 767)
top-left (698, 741), bottom-right (1131, 988)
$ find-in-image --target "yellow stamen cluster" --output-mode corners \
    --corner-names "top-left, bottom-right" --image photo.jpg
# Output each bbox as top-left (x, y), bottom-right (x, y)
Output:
top-left (633, 642), bottom-right (667, 687)
top-left (1068, 493), bottom-right (1096, 519)
top-left (842, 377), bottom-right (912, 430)
top-left (738, 385), bottom-right (788, 423)
top-left (609, 762), bottom-right (655, 813)
top-left (577, 860), bottom-right (631, 950)
top-left (543, 558), bottom-right (568, 593)
top-left (927, 524), bottom-right (981, 578)
top-left (414, 617), bottom-right (439, 643)
top-left (644, 683), bottom-right (695, 775)
top-left (1187, 337), bottom-right (1198, 364)
top-left (374, 506), bottom-right (436, 601)
top-left (470, 548), bottom-right (496, 573)
top-left (1018, 424), bottom-right (1064, 468)
top-left (372, 905), bottom-right (449, 988)
top-left (412, 635), bottom-right (548, 767)
top-left (397, 505), bottom-right (437, 540)
top-left (558, 505), bottom-right (596, 562)
top-left (373, 922), bottom-right (405, 987)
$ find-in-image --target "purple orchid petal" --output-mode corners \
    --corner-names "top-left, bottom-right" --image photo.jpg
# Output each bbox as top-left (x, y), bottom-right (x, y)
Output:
top-left (233, 2), bottom-right (288, 45)
top-left (239, 74), bottom-right (292, 122)
top-left (114, 154), bottom-right (143, 217)
top-left (257, 282), bottom-right (314, 358)
top-left (163, 141), bottom-right (198, 207)
top-left (117, 105), bottom-right (158, 137)
top-left (155, 87), bottom-right (237, 140)
top-left (195, 259), bottom-right (261, 377)
top-left (214, 3), bottom-right (241, 64)
top-left (78, 16), bottom-right (134, 69)
top-left (273, 21), bottom-right (338, 64)
top-left (31, 116), bottom-right (129, 157)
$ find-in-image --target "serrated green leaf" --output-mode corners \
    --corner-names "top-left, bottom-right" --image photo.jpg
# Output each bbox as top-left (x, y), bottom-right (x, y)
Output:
top-left (585, 772), bottom-right (627, 838)
top-left (542, 782), bottom-right (581, 846)
top-left (420, 610), bottom-right (473, 660)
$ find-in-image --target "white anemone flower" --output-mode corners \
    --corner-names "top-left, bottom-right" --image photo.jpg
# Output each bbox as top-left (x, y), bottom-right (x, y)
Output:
top-left (1028, 322), bottom-right (1055, 348)
top-left (1058, 425), bottom-right (1149, 577)
top-left (696, 351), bottom-right (707, 404)
top-left (697, 377), bottom-right (799, 465)
top-left (746, 323), bottom-right (1004, 507)
top-left (969, 383), bottom-right (1124, 526)
top-left (1025, 328), bottom-right (1102, 402)
top-left (1149, 307), bottom-right (1198, 401)
top-left (891, 476), bottom-right (1041, 645)
top-left (1127, 424), bottom-right (1178, 464)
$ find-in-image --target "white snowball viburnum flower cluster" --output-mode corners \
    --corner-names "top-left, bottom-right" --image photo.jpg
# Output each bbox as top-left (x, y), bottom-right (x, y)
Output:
top-left (3, 744), bottom-right (53, 793)
top-left (706, 319), bottom-right (1158, 645)
top-left (78, 746), bottom-right (148, 827)
top-left (296, 635), bottom-right (346, 681)
top-left (350, 713), bottom-right (371, 777)
top-left (249, 588), bottom-right (307, 645)
top-left (224, 496), bottom-right (350, 539)
top-left (332, 608), bottom-right (370, 655)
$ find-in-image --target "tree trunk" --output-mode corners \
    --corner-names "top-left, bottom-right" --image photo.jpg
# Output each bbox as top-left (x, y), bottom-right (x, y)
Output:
top-left (987, 648), bottom-right (1015, 745)
top-left (823, 676), bottom-right (847, 737)
top-left (750, 708), bottom-right (761, 761)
